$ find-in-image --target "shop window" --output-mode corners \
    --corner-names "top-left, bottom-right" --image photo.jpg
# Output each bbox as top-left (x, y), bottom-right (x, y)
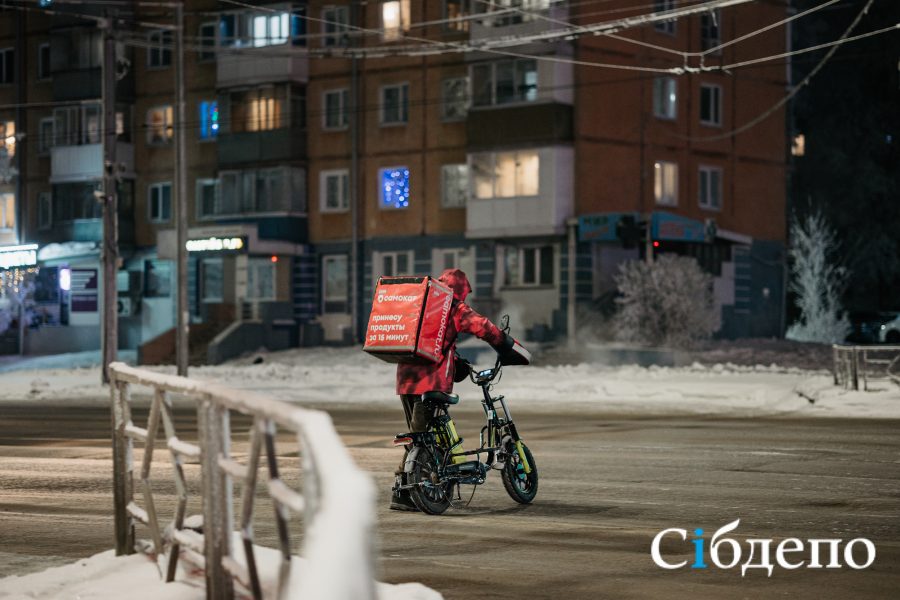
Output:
top-left (441, 164), bottom-right (467, 208)
top-left (654, 161), bottom-right (678, 206)
top-left (322, 254), bottom-right (348, 313)
top-left (471, 150), bottom-right (539, 199)
top-left (247, 258), bottom-right (276, 300)
top-left (379, 166), bottom-right (410, 209)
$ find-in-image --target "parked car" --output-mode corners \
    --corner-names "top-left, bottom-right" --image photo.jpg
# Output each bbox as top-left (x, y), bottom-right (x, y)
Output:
top-left (878, 314), bottom-right (900, 344)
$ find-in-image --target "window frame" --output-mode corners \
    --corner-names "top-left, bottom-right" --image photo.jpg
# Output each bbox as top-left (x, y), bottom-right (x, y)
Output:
top-left (443, 0), bottom-right (470, 33)
top-left (470, 59), bottom-right (538, 108)
top-left (322, 253), bottom-right (349, 313)
top-left (440, 76), bottom-right (469, 122)
top-left (37, 42), bottom-right (51, 81)
top-left (198, 22), bottom-right (217, 62)
top-left (322, 88), bottom-right (349, 131)
top-left (440, 163), bottom-right (468, 208)
top-left (700, 9), bottom-right (721, 53)
top-left (201, 257), bottom-right (224, 303)
top-left (148, 181), bottom-right (173, 223)
top-left (147, 29), bottom-right (173, 69)
top-left (246, 258), bottom-right (277, 301)
top-left (502, 244), bottom-right (555, 288)
top-left (320, 168), bottom-right (350, 213)
top-left (379, 82), bottom-right (409, 126)
top-left (653, 160), bottom-right (678, 207)
top-left (146, 105), bottom-right (174, 145)
top-left (652, 77), bottom-right (677, 120)
top-left (653, 0), bottom-right (677, 36)
top-left (195, 177), bottom-right (218, 220)
top-left (38, 117), bottom-right (54, 155)
top-left (471, 150), bottom-right (540, 200)
top-left (375, 250), bottom-right (414, 285)
top-left (698, 165), bottom-right (723, 211)
top-left (321, 5), bottom-right (351, 47)
top-left (381, 0), bottom-right (411, 42)
top-left (699, 83), bottom-right (722, 127)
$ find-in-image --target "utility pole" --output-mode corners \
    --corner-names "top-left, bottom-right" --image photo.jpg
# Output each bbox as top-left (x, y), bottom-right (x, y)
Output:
top-left (101, 14), bottom-right (118, 384)
top-left (349, 0), bottom-right (361, 344)
top-left (174, 3), bottom-right (189, 376)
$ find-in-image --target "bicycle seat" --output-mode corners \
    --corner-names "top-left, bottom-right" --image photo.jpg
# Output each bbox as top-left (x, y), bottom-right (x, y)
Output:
top-left (422, 391), bottom-right (459, 406)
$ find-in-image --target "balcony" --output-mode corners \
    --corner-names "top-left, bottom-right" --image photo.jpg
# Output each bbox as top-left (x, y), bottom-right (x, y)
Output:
top-left (466, 146), bottom-right (573, 239)
top-left (470, 2), bottom-right (570, 46)
top-left (217, 50), bottom-right (308, 88)
top-left (467, 103), bottom-right (572, 150)
top-left (217, 127), bottom-right (306, 167)
top-left (50, 143), bottom-right (135, 184)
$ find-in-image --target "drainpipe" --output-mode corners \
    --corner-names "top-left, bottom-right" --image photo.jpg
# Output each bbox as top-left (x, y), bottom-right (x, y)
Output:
top-left (349, 1), bottom-right (361, 343)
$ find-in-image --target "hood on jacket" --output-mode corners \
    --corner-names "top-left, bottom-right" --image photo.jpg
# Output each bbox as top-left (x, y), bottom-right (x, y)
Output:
top-left (438, 268), bottom-right (472, 302)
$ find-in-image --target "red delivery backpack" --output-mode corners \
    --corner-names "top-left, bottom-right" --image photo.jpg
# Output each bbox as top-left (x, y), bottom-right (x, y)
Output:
top-left (364, 276), bottom-right (454, 364)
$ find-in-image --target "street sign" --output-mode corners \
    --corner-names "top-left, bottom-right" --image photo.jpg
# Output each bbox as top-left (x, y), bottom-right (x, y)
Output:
top-left (578, 212), bottom-right (640, 242)
top-left (651, 212), bottom-right (707, 242)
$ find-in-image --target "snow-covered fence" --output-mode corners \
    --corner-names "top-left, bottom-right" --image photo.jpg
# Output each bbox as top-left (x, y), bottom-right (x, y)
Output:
top-left (107, 362), bottom-right (376, 600)
top-left (832, 345), bottom-right (900, 391)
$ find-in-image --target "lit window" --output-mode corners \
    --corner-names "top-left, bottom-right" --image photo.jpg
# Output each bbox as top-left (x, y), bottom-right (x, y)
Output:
top-left (654, 0), bottom-right (676, 35)
top-left (147, 30), bottom-right (172, 68)
top-left (654, 161), bottom-right (678, 206)
top-left (441, 164), bottom-right (468, 208)
top-left (0, 193), bottom-right (14, 230)
top-left (699, 166), bottom-right (722, 210)
top-left (444, 0), bottom-right (470, 32)
top-left (379, 166), bottom-right (410, 209)
top-left (148, 182), bottom-right (172, 222)
top-left (198, 22), bottom-right (216, 61)
top-left (380, 83), bottom-right (409, 125)
top-left (323, 89), bottom-right (349, 130)
top-left (247, 258), bottom-right (276, 300)
top-left (792, 134), bottom-right (805, 157)
top-left (0, 48), bottom-right (14, 84)
top-left (471, 59), bottom-right (537, 107)
top-left (199, 100), bottom-right (219, 139)
top-left (471, 150), bottom-right (539, 199)
top-left (0, 121), bottom-right (15, 159)
top-left (504, 245), bottom-right (554, 287)
top-left (701, 9), bottom-right (721, 52)
top-left (322, 254), bottom-right (348, 313)
top-left (146, 106), bottom-right (174, 145)
top-left (382, 0), bottom-right (410, 42)
top-left (231, 86), bottom-right (286, 132)
top-left (653, 77), bottom-right (677, 120)
top-left (322, 6), bottom-right (350, 47)
top-left (441, 77), bottom-right (468, 121)
top-left (321, 169), bottom-right (350, 212)
top-left (252, 13), bottom-right (289, 47)
top-left (700, 84), bottom-right (722, 126)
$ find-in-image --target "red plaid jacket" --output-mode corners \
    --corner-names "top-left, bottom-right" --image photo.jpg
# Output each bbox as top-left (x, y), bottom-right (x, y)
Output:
top-left (396, 269), bottom-right (504, 395)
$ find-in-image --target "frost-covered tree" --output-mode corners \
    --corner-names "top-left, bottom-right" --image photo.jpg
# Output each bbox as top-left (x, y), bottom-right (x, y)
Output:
top-left (786, 212), bottom-right (851, 343)
top-left (613, 254), bottom-right (720, 348)
top-left (0, 270), bottom-right (34, 336)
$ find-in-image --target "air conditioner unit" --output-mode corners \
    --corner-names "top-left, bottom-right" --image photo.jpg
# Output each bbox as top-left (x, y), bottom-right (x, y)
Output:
top-left (117, 297), bottom-right (133, 316)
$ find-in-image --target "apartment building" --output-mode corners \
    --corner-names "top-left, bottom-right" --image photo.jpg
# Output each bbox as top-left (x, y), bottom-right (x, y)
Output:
top-left (1, 0), bottom-right (788, 358)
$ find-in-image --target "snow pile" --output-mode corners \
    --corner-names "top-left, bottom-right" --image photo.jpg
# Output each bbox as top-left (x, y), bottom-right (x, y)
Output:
top-left (0, 347), bottom-right (897, 419)
top-left (0, 542), bottom-right (443, 600)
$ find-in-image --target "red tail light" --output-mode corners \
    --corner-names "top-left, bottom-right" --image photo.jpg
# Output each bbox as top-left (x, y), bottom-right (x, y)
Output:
top-left (393, 437), bottom-right (413, 446)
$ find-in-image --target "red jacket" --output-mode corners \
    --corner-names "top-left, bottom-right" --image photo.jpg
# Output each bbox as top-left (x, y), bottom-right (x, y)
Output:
top-left (396, 269), bottom-right (504, 395)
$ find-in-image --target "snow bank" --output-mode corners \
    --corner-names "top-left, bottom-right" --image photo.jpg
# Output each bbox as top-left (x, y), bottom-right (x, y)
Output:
top-left (0, 543), bottom-right (443, 600)
top-left (0, 347), bottom-right (897, 419)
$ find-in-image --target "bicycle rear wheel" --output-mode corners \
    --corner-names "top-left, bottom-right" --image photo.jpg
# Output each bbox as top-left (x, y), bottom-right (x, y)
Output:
top-left (502, 442), bottom-right (538, 504)
top-left (408, 446), bottom-right (452, 515)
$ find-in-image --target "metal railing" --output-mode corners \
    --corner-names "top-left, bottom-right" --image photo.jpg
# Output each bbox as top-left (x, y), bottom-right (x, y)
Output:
top-left (832, 345), bottom-right (900, 391)
top-left (108, 362), bottom-right (376, 600)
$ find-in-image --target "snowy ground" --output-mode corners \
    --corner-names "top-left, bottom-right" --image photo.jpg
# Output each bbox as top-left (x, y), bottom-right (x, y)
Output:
top-left (0, 345), bottom-right (897, 419)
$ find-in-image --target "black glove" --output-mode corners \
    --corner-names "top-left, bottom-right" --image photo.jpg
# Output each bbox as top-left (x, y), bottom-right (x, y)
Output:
top-left (453, 355), bottom-right (471, 383)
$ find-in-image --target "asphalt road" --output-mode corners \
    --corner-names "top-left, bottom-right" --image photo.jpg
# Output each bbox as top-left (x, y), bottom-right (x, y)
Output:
top-left (1, 401), bottom-right (899, 599)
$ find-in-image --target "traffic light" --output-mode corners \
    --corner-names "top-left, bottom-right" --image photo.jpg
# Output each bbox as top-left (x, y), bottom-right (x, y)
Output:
top-left (616, 215), bottom-right (647, 249)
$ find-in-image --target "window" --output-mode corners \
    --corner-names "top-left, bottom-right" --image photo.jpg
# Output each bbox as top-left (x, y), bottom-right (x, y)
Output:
top-left (144, 260), bottom-right (171, 297)
top-left (471, 59), bottom-right (537, 107)
top-left (322, 254), bottom-right (348, 313)
top-left (146, 106), bottom-right (174, 145)
top-left (654, 0), bottom-right (676, 35)
top-left (38, 192), bottom-right (51, 230)
top-left (52, 182), bottom-right (102, 221)
top-left (653, 77), bottom-right (677, 120)
top-left (147, 30), bottom-right (172, 68)
top-left (230, 86), bottom-right (286, 132)
top-left (471, 150), bottom-right (539, 199)
top-left (199, 100), bottom-right (219, 139)
top-left (700, 84), bottom-right (721, 126)
top-left (322, 6), bottom-right (350, 47)
top-left (38, 117), bottom-right (53, 155)
top-left (148, 182), bottom-right (172, 223)
top-left (201, 258), bottom-right (223, 302)
top-left (441, 164), bottom-right (468, 208)
top-left (444, 0), bottom-right (470, 32)
top-left (213, 167), bottom-right (306, 217)
top-left (0, 121), bottom-right (15, 159)
top-left (219, 10), bottom-right (293, 48)
top-left (323, 89), bottom-right (349, 130)
top-left (701, 10), bottom-right (721, 51)
top-left (247, 259), bottom-right (275, 301)
top-left (380, 83), bottom-right (409, 125)
top-left (441, 77), bottom-right (468, 121)
top-left (252, 13), bottom-right (289, 47)
top-left (321, 169), bottom-right (349, 212)
top-left (504, 245), bottom-right (554, 287)
top-left (382, 0), bottom-right (411, 41)
top-left (195, 178), bottom-right (217, 219)
top-left (379, 166), bottom-right (410, 209)
top-left (653, 161), bottom-right (678, 206)
top-left (198, 22), bottom-right (217, 61)
top-left (473, 0), bottom-right (550, 28)
top-left (379, 251), bottom-right (413, 277)
top-left (699, 166), bottom-right (722, 210)
top-left (0, 193), bottom-right (14, 230)
top-left (0, 48), bottom-right (13, 84)
top-left (38, 43), bottom-right (51, 80)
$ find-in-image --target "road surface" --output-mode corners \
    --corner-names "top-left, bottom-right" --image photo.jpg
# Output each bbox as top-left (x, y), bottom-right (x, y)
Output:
top-left (1, 402), bottom-right (898, 599)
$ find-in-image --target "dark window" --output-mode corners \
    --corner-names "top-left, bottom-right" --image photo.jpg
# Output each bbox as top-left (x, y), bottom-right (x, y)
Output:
top-left (700, 10), bottom-right (720, 51)
top-left (52, 182), bottom-right (102, 222)
top-left (38, 43), bottom-right (51, 80)
top-left (198, 22), bottom-right (216, 61)
top-left (291, 8), bottom-right (307, 46)
top-left (0, 48), bottom-right (14, 84)
top-left (700, 84), bottom-right (721, 125)
top-left (654, 0), bottom-right (676, 35)
top-left (147, 30), bottom-right (172, 68)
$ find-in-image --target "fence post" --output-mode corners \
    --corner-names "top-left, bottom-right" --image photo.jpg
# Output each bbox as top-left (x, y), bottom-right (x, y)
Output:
top-left (200, 400), bottom-right (234, 600)
top-left (110, 380), bottom-right (134, 556)
top-left (851, 347), bottom-right (859, 391)
top-left (832, 345), bottom-right (839, 386)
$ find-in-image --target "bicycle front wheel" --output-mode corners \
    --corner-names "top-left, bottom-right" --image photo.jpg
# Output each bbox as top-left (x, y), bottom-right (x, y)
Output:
top-left (502, 441), bottom-right (538, 504)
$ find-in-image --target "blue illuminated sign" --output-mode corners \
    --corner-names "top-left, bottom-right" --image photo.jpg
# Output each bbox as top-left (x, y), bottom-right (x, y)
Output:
top-left (380, 167), bottom-right (410, 209)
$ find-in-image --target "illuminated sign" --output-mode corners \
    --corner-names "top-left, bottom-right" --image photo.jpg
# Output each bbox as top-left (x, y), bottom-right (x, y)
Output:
top-left (0, 243), bottom-right (38, 269)
top-left (185, 237), bottom-right (246, 253)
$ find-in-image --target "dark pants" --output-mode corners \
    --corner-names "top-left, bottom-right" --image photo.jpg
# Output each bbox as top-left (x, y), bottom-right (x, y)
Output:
top-left (400, 394), bottom-right (435, 432)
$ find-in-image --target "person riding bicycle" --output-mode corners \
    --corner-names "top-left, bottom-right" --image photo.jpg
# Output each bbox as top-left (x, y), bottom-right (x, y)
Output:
top-left (391, 268), bottom-right (513, 511)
